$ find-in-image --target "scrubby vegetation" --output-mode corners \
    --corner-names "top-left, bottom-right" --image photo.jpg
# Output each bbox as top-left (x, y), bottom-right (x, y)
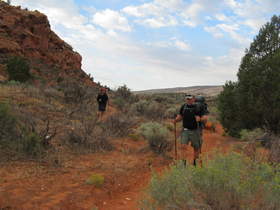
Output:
top-left (141, 152), bottom-right (280, 210)
top-left (138, 122), bottom-right (171, 154)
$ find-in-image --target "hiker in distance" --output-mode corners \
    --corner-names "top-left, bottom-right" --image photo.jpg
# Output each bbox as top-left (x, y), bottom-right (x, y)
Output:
top-left (97, 87), bottom-right (109, 120)
top-left (173, 94), bottom-right (207, 166)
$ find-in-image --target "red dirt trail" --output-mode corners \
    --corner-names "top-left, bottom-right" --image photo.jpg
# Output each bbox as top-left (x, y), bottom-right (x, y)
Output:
top-left (0, 120), bottom-right (237, 210)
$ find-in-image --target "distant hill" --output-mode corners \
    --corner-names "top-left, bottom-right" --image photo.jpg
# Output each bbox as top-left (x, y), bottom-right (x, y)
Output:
top-left (134, 85), bottom-right (223, 97)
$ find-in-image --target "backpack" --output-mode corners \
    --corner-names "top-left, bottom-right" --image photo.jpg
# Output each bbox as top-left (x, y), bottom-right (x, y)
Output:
top-left (194, 95), bottom-right (209, 115)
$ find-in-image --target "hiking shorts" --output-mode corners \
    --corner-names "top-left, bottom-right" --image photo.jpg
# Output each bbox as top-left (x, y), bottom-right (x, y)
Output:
top-left (181, 128), bottom-right (202, 150)
top-left (98, 103), bottom-right (107, 112)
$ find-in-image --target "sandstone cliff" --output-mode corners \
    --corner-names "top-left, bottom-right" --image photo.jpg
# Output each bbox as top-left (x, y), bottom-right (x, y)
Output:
top-left (0, 1), bottom-right (94, 85)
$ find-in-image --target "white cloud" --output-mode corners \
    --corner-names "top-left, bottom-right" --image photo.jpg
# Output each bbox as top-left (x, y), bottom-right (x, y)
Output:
top-left (205, 23), bottom-right (251, 45)
top-left (174, 40), bottom-right (191, 51)
top-left (122, 2), bottom-right (164, 17)
top-left (147, 38), bottom-right (191, 51)
top-left (93, 9), bottom-right (131, 32)
top-left (204, 26), bottom-right (224, 38)
top-left (136, 15), bottom-right (177, 28)
top-left (215, 13), bottom-right (230, 22)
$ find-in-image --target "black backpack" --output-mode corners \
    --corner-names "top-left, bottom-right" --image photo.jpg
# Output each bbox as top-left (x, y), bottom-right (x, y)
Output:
top-left (194, 95), bottom-right (209, 115)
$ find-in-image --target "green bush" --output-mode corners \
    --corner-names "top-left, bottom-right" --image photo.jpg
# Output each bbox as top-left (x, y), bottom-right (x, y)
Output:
top-left (130, 100), bottom-right (165, 120)
top-left (141, 152), bottom-right (280, 210)
top-left (130, 99), bottom-right (149, 115)
top-left (6, 56), bottom-right (31, 82)
top-left (138, 122), bottom-right (170, 154)
top-left (240, 128), bottom-right (264, 141)
top-left (141, 163), bottom-right (196, 210)
top-left (164, 105), bottom-right (178, 119)
top-left (145, 101), bottom-right (165, 120)
top-left (85, 173), bottom-right (104, 187)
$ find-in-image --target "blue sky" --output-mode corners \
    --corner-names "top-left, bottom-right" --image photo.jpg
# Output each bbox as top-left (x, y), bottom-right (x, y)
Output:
top-left (12, 0), bottom-right (279, 90)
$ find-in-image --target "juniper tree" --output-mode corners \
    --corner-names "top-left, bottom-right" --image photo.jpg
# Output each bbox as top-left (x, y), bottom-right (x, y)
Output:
top-left (218, 15), bottom-right (280, 135)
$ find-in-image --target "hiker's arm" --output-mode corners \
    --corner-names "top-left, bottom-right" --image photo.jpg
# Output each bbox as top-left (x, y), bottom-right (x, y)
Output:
top-left (174, 115), bottom-right (182, 124)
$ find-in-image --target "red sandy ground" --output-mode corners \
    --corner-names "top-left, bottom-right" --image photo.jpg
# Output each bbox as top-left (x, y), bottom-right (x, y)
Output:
top-left (0, 122), bottom-right (237, 210)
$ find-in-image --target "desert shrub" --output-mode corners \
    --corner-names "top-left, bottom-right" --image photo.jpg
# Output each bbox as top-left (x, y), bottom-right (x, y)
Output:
top-left (140, 163), bottom-right (196, 210)
top-left (21, 132), bottom-right (44, 158)
top-left (67, 128), bottom-right (113, 153)
top-left (85, 173), bottom-right (105, 187)
top-left (103, 112), bottom-right (136, 138)
top-left (0, 102), bottom-right (19, 144)
top-left (130, 100), bottom-right (165, 120)
top-left (141, 152), bottom-right (280, 210)
top-left (164, 105), bottom-right (178, 119)
top-left (61, 80), bottom-right (88, 104)
top-left (113, 85), bottom-right (138, 112)
top-left (145, 101), bottom-right (165, 120)
top-left (192, 153), bottom-right (259, 209)
top-left (240, 128), bottom-right (264, 141)
top-left (137, 122), bottom-right (170, 154)
top-left (0, 102), bottom-right (51, 160)
top-left (130, 99), bottom-right (149, 115)
top-left (6, 56), bottom-right (31, 82)
top-left (66, 116), bottom-right (113, 153)
top-left (59, 80), bottom-right (98, 106)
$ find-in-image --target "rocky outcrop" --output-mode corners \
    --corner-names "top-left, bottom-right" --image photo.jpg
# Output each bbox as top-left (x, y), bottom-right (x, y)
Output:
top-left (0, 1), bottom-right (94, 85)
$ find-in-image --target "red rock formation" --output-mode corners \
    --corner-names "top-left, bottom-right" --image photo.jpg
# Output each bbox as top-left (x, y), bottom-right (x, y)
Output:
top-left (0, 1), bottom-right (94, 85)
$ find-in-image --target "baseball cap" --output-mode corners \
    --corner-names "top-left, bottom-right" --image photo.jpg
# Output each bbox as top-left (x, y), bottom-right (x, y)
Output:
top-left (185, 94), bottom-right (193, 99)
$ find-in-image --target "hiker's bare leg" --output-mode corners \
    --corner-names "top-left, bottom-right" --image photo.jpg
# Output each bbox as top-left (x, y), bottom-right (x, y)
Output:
top-left (180, 144), bottom-right (188, 166)
top-left (100, 111), bottom-right (105, 120)
top-left (193, 148), bottom-right (202, 166)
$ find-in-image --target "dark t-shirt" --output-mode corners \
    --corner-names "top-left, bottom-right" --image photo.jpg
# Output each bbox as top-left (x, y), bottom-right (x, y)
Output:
top-left (97, 93), bottom-right (108, 105)
top-left (179, 103), bottom-right (201, 130)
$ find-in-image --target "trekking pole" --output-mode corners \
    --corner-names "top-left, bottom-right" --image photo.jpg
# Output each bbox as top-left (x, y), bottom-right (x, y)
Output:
top-left (174, 115), bottom-right (178, 160)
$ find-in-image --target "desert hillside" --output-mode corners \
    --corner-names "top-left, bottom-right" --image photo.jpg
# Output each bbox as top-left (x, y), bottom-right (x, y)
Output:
top-left (0, 1), bottom-right (93, 86)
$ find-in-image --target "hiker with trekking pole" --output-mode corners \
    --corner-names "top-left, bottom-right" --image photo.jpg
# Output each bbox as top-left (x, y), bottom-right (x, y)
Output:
top-left (173, 94), bottom-right (208, 166)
